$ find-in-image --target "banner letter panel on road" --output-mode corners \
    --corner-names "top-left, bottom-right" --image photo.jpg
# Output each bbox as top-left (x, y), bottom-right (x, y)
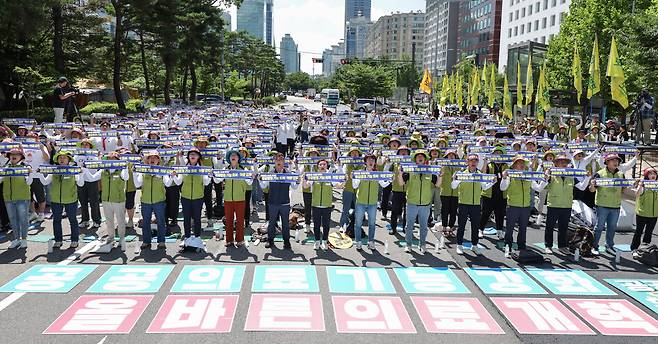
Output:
top-left (527, 269), bottom-right (616, 296)
top-left (0, 265), bottom-right (97, 293)
top-left (87, 265), bottom-right (174, 293)
top-left (147, 295), bottom-right (238, 333)
top-left (564, 298), bottom-right (658, 336)
top-left (411, 297), bottom-right (504, 334)
top-left (326, 267), bottom-right (396, 294)
top-left (393, 268), bottom-right (470, 294)
top-left (605, 279), bottom-right (658, 315)
top-left (170, 266), bottom-right (245, 293)
top-left (244, 294), bottom-right (325, 331)
top-left (464, 268), bottom-right (547, 295)
top-left (252, 266), bottom-right (319, 293)
top-left (491, 297), bottom-right (594, 335)
top-left (332, 296), bottom-right (416, 333)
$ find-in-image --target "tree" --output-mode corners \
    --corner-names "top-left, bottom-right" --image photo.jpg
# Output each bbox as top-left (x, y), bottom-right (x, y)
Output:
top-left (110, 0), bottom-right (126, 110)
top-left (285, 72), bottom-right (313, 91)
top-left (225, 70), bottom-right (248, 98)
top-left (331, 63), bottom-right (396, 100)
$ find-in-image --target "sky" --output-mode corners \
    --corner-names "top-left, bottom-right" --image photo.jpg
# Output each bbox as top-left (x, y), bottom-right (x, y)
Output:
top-left (228, 0), bottom-right (426, 75)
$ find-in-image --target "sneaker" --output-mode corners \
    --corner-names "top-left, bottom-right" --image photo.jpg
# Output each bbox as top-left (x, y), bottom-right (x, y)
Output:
top-left (591, 248), bottom-right (600, 256)
top-left (53, 241), bottom-right (63, 249)
top-left (313, 241), bottom-right (320, 250)
top-left (388, 229), bottom-right (397, 235)
top-left (8, 240), bottom-right (21, 249)
top-left (70, 242), bottom-right (79, 249)
top-left (320, 241), bottom-right (328, 250)
top-left (29, 213), bottom-right (38, 222)
top-left (36, 214), bottom-right (45, 222)
top-left (632, 250), bottom-right (640, 259)
top-left (419, 244), bottom-right (426, 254)
top-left (283, 241), bottom-right (292, 250)
top-left (404, 245), bottom-right (411, 253)
top-left (504, 246), bottom-right (511, 258)
top-left (20, 240), bottom-right (27, 249)
top-left (544, 247), bottom-right (553, 254)
top-left (456, 245), bottom-right (464, 255)
top-left (558, 247), bottom-right (571, 255)
top-left (478, 230), bottom-right (483, 238)
top-left (92, 222), bottom-right (101, 229)
top-left (368, 241), bottom-right (375, 250)
top-left (605, 246), bottom-right (617, 256)
top-left (355, 242), bottom-right (362, 251)
top-left (264, 241), bottom-right (273, 249)
top-left (471, 245), bottom-right (481, 256)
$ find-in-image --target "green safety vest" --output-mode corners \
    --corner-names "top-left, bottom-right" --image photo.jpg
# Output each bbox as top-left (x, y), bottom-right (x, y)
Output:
top-left (440, 166), bottom-right (458, 197)
top-left (181, 174), bottom-right (204, 200)
top-left (303, 165), bottom-right (316, 193)
top-left (595, 168), bottom-right (624, 208)
top-left (637, 188), bottom-right (658, 218)
top-left (546, 176), bottom-right (574, 209)
top-left (224, 167), bottom-right (247, 202)
top-left (457, 169), bottom-right (483, 205)
top-left (482, 162), bottom-right (507, 199)
top-left (391, 164), bottom-right (407, 193)
top-left (356, 179), bottom-right (379, 205)
top-left (344, 164), bottom-right (363, 193)
top-left (506, 177), bottom-right (532, 208)
top-left (126, 164), bottom-right (136, 193)
top-left (2, 164), bottom-right (30, 201)
top-left (141, 174), bottom-right (166, 204)
top-left (311, 181), bottom-right (333, 208)
top-left (406, 173), bottom-right (434, 206)
top-left (100, 169), bottom-right (126, 203)
top-left (51, 174), bottom-right (78, 204)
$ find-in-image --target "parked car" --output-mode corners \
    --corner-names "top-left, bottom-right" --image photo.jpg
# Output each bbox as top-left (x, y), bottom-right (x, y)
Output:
top-left (314, 94), bottom-right (321, 102)
top-left (352, 98), bottom-right (390, 113)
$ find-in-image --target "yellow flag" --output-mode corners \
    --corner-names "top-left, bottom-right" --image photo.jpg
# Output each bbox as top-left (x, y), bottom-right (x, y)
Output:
top-left (488, 63), bottom-right (496, 108)
top-left (456, 72), bottom-right (463, 109)
top-left (516, 60), bottom-right (523, 108)
top-left (450, 73), bottom-right (456, 104)
top-left (525, 55), bottom-right (533, 106)
top-left (536, 62), bottom-right (551, 122)
top-left (470, 68), bottom-right (480, 107)
top-left (606, 36), bottom-right (629, 109)
top-left (573, 43), bottom-right (583, 104)
top-left (503, 73), bottom-right (512, 119)
top-left (587, 35), bottom-right (601, 99)
top-left (440, 75), bottom-right (449, 107)
top-left (420, 68), bottom-right (433, 94)
top-left (482, 61), bottom-right (488, 93)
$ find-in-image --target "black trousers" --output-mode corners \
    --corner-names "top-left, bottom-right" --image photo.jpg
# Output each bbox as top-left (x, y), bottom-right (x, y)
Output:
top-left (479, 196), bottom-right (506, 232)
top-left (0, 182), bottom-right (9, 229)
top-left (78, 181), bottom-right (101, 224)
top-left (166, 184), bottom-right (181, 225)
top-left (203, 183), bottom-right (213, 219)
top-left (214, 181), bottom-right (224, 219)
top-left (457, 204), bottom-right (481, 245)
top-left (381, 184), bottom-right (392, 217)
top-left (390, 191), bottom-right (406, 231)
top-left (287, 138), bottom-right (295, 157)
top-left (264, 192), bottom-right (270, 221)
top-left (633, 215), bottom-right (657, 250)
top-left (313, 206), bottom-right (331, 241)
top-left (244, 190), bottom-right (252, 227)
top-left (440, 195), bottom-right (458, 228)
top-left (303, 192), bottom-right (312, 225)
top-left (545, 207), bottom-right (571, 248)
top-left (276, 142), bottom-right (288, 156)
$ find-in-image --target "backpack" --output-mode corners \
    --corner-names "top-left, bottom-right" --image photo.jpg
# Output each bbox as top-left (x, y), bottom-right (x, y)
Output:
top-left (512, 249), bottom-right (546, 265)
top-left (635, 244), bottom-right (658, 267)
top-left (567, 227), bottom-right (595, 257)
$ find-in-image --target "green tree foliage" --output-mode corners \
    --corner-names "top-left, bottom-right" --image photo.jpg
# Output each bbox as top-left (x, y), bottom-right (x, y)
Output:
top-left (284, 72), bottom-right (314, 91)
top-left (331, 63), bottom-right (396, 99)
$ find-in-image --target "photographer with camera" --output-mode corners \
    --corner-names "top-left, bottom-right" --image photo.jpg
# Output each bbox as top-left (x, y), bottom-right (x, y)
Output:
top-left (635, 88), bottom-right (655, 145)
top-left (52, 76), bottom-right (79, 123)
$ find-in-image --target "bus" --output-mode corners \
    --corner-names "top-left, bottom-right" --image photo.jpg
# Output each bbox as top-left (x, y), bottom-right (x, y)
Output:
top-left (320, 89), bottom-right (340, 107)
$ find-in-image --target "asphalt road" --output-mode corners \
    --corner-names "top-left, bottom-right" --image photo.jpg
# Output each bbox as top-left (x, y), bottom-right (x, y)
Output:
top-left (0, 183), bottom-right (656, 344)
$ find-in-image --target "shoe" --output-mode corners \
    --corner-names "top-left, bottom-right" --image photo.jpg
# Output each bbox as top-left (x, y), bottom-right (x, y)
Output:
top-left (321, 241), bottom-right (328, 250)
top-left (29, 213), bottom-right (38, 222)
top-left (389, 229), bottom-right (397, 235)
top-left (368, 241), bottom-right (375, 250)
top-left (157, 243), bottom-right (166, 249)
top-left (79, 221), bottom-right (89, 228)
top-left (283, 241), bottom-right (292, 250)
top-left (456, 245), bottom-right (464, 255)
top-left (606, 246), bottom-right (617, 256)
top-left (20, 240), bottom-right (27, 249)
top-left (497, 230), bottom-right (505, 240)
top-left (419, 244), bottom-right (426, 254)
top-left (70, 242), bottom-right (79, 249)
top-left (478, 230), bottom-right (483, 238)
top-left (8, 240), bottom-right (21, 249)
top-left (504, 246), bottom-right (511, 258)
top-left (53, 241), bottom-right (63, 249)
top-left (36, 214), bottom-right (45, 222)
top-left (404, 245), bottom-right (411, 253)
top-left (126, 220), bottom-right (134, 229)
top-left (632, 250), bottom-right (640, 259)
top-left (471, 245), bottom-right (481, 256)
top-left (591, 248), bottom-right (600, 256)
top-left (355, 242), bottom-right (362, 251)
top-left (544, 247), bottom-right (553, 254)
top-left (140, 243), bottom-right (151, 249)
top-left (178, 240), bottom-right (186, 247)
top-left (313, 241), bottom-right (320, 249)
top-left (92, 222), bottom-right (101, 229)
top-left (225, 241), bottom-right (234, 248)
top-left (558, 247), bottom-right (571, 255)
top-left (264, 241), bottom-right (273, 249)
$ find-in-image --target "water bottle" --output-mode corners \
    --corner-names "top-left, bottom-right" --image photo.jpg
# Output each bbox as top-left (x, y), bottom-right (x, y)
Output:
top-left (574, 248), bottom-right (580, 261)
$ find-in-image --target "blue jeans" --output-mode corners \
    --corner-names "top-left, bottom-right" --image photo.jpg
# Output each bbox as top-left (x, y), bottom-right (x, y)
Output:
top-left (181, 198), bottom-right (203, 238)
top-left (406, 204), bottom-right (430, 246)
top-left (355, 203), bottom-right (377, 243)
top-left (5, 200), bottom-right (29, 240)
top-left (595, 206), bottom-right (620, 248)
top-left (268, 203), bottom-right (291, 244)
top-left (52, 202), bottom-right (80, 243)
top-left (141, 202), bottom-right (166, 244)
top-left (340, 190), bottom-right (356, 228)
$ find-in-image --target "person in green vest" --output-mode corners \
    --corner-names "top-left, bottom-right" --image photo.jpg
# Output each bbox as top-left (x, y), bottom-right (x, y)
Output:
top-left (215, 149), bottom-right (250, 247)
top-left (352, 154), bottom-right (391, 250)
top-left (439, 150), bottom-right (461, 238)
top-left (134, 151), bottom-right (174, 250)
top-left (379, 137), bottom-right (401, 220)
top-left (84, 151), bottom-right (129, 251)
top-left (195, 136), bottom-right (217, 228)
top-left (555, 125), bottom-right (570, 142)
top-left (428, 146), bottom-right (442, 226)
top-left (302, 158), bottom-right (337, 250)
top-left (590, 153), bottom-right (627, 256)
top-left (632, 167), bottom-right (658, 257)
top-left (537, 155), bottom-right (591, 254)
top-left (0, 148), bottom-right (34, 249)
top-left (450, 154), bottom-right (495, 255)
top-left (173, 148), bottom-right (212, 241)
top-left (479, 146), bottom-right (508, 240)
top-left (399, 150), bottom-right (441, 253)
top-left (116, 147), bottom-right (137, 230)
top-left (239, 146), bottom-right (256, 229)
top-left (500, 156), bottom-right (545, 258)
top-left (299, 148), bottom-right (319, 233)
top-left (385, 145), bottom-right (411, 235)
top-left (567, 118), bottom-right (580, 140)
top-left (258, 150), bottom-right (280, 222)
top-left (37, 150), bottom-right (85, 249)
top-left (339, 146), bottom-right (363, 234)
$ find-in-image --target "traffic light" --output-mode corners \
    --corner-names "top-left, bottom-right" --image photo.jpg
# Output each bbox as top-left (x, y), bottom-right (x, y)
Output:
top-left (340, 59), bottom-right (350, 65)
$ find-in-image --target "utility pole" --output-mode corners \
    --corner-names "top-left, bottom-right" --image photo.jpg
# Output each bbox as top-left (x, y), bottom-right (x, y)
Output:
top-left (411, 42), bottom-right (416, 111)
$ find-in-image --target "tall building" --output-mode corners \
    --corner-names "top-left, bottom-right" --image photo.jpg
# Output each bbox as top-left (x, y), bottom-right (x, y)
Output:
top-left (498, 0), bottom-right (571, 72)
top-left (221, 11), bottom-right (232, 31)
top-left (322, 41), bottom-right (346, 77)
top-left (364, 11), bottom-right (425, 69)
top-left (236, 0), bottom-right (273, 45)
top-left (280, 34), bottom-right (300, 74)
top-left (457, 0), bottom-right (503, 65)
top-left (423, 0), bottom-right (459, 78)
top-left (345, 0), bottom-right (372, 58)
